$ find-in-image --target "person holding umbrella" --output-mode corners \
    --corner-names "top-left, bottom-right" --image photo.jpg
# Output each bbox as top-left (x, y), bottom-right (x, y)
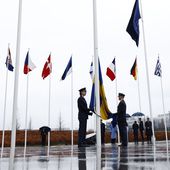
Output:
top-left (77, 87), bottom-right (93, 147)
top-left (39, 126), bottom-right (51, 146)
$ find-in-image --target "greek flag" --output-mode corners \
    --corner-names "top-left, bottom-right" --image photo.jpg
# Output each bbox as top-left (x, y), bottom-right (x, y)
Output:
top-left (154, 57), bottom-right (162, 77)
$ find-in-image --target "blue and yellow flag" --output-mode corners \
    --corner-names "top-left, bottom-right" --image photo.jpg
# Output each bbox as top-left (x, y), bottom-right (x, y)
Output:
top-left (89, 60), bottom-right (112, 120)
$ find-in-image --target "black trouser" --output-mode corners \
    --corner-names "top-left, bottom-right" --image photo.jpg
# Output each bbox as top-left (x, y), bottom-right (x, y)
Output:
top-left (119, 126), bottom-right (128, 146)
top-left (133, 132), bottom-right (138, 144)
top-left (41, 134), bottom-right (46, 146)
top-left (146, 135), bottom-right (152, 143)
top-left (78, 119), bottom-right (87, 145)
top-left (111, 139), bottom-right (116, 144)
top-left (140, 130), bottom-right (144, 142)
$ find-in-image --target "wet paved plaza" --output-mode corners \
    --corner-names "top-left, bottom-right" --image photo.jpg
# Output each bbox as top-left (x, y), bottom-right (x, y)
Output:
top-left (0, 141), bottom-right (170, 170)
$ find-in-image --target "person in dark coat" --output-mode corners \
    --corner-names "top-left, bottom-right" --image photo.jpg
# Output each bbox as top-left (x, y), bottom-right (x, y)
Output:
top-left (138, 118), bottom-right (144, 143)
top-left (145, 118), bottom-right (153, 144)
top-left (77, 87), bottom-right (93, 147)
top-left (117, 93), bottom-right (128, 146)
top-left (132, 121), bottom-right (139, 144)
top-left (101, 120), bottom-right (105, 145)
top-left (40, 130), bottom-right (47, 146)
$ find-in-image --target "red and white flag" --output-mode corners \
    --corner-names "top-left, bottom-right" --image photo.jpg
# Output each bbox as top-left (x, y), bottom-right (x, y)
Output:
top-left (106, 58), bottom-right (116, 81)
top-left (42, 54), bottom-right (52, 79)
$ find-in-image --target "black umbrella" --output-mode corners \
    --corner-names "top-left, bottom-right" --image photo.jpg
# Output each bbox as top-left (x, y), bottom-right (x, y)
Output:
top-left (132, 112), bottom-right (145, 117)
top-left (39, 126), bottom-right (51, 134)
top-left (126, 113), bottom-right (131, 118)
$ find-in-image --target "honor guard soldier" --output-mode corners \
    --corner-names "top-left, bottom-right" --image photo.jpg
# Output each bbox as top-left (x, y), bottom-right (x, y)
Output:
top-left (117, 93), bottom-right (128, 147)
top-left (77, 87), bottom-right (93, 147)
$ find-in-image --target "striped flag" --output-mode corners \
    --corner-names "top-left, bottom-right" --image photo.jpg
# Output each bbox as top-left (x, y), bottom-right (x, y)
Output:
top-left (61, 56), bottom-right (72, 80)
top-left (5, 47), bottom-right (14, 71)
top-left (154, 57), bottom-right (162, 77)
top-left (106, 58), bottom-right (116, 81)
top-left (23, 51), bottom-right (36, 74)
top-left (130, 58), bottom-right (137, 80)
top-left (90, 59), bottom-right (112, 120)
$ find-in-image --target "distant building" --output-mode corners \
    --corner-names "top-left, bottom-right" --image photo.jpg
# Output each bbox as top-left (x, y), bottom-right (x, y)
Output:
top-left (154, 112), bottom-right (170, 130)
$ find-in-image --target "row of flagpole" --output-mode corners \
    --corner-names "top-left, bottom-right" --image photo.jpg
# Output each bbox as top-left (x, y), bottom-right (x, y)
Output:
top-left (1, 0), bottom-right (168, 169)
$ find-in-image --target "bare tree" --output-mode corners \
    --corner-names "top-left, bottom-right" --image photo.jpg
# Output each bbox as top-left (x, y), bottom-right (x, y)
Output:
top-left (16, 118), bottom-right (20, 130)
top-left (28, 118), bottom-right (32, 130)
top-left (58, 112), bottom-right (64, 131)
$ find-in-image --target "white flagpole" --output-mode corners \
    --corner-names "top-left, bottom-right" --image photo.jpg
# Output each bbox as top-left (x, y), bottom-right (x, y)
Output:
top-left (137, 75), bottom-right (142, 112)
top-left (23, 50), bottom-right (30, 158)
top-left (139, 0), bottom-right (156, 146)
top-left (71, 59), bottom-right (74, 152)
top-left (47, 69), bottom-right (51, 157)
top-left (160, 72), bottom-right (169, 159)
top-left (9, 0), bottom-right (22, 169)
top-left (114, 57), bottom-right (120, 144)
top-left (136, 57), bottom-right (142, 112)
top-left (93, 0), bottom-right (101, 149)
top-left (1, 46), bottom-right (10, 158)
top-left (91, 56), bottom-right (96, 133)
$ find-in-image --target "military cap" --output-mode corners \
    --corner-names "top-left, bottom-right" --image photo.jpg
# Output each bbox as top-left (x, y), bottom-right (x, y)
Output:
top-left (118, 93), bottom-right (125, 97)
top-left (79, 87), bottom-right (86, 92)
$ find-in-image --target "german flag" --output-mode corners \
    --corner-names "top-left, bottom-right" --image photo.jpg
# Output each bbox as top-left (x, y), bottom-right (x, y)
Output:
top-left (130, 58), bottom-right (137, 80)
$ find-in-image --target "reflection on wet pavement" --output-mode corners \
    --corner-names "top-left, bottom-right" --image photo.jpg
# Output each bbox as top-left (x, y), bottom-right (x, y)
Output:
top-left (0, 141), bottom-right (170, 169)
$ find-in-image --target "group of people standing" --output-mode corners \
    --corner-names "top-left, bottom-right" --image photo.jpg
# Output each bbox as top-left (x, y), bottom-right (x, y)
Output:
top-left (77, 87), bottom-right (128, 147)
top-left (132, 118), bottom-right (153, 144)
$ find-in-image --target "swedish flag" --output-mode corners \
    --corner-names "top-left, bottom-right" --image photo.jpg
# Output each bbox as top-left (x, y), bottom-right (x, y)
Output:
top-left (89, 60), bottom-right (112, 120)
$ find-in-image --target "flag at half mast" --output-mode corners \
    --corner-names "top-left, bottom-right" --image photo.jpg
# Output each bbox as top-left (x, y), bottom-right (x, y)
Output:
top-left (42, 54), bottom-right (52, 79)
top-left (130, 58), bottom-right (137, 80)
top-left (89, 59), bottom-right (112, 120)
top-left (5, 47), bottom-right (14, 72)
top-left (23, 51), bottom-right (36, 74)
top-left (61, 56), bottom-right (72, 80)
top-left (106, 58), bottom-right (116, 81)
top-left (154, 57), bottom-right (162, 77)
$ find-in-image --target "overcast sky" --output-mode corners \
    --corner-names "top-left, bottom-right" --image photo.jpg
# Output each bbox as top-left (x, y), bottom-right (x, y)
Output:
top-left (0, 0), bottom-right (169, 130)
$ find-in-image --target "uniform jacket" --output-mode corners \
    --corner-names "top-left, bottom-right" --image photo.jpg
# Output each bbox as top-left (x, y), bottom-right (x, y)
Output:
top-left (145, 121), bottom-right (153, 136)
top-left (132, 123), bottom-right (139, 133)
top-left (117, 100), bottom-right (127, 126)
top-left (139, 121), bottom-right (144, 131)
top-left (77, 96), bottom-right (91, 120)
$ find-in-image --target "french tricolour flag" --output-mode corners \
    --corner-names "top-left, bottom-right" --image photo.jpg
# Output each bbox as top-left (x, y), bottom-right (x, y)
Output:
top-left (61, 56), bottom-right (72, 80)
top-left (106, 58), bottom-right (116, 81)
top-left (24, 51), bottom-right (36, 74)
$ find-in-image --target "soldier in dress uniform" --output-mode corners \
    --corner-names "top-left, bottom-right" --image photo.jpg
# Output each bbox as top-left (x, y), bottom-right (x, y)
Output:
top-left (77, 87), bottom-right (93, 147)
top-left (117, 93), bottom-right (128, 147)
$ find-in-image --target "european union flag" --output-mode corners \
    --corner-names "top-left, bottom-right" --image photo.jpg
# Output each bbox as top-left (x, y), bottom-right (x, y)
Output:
top-left (126, 0), bottom-right (141, 47)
